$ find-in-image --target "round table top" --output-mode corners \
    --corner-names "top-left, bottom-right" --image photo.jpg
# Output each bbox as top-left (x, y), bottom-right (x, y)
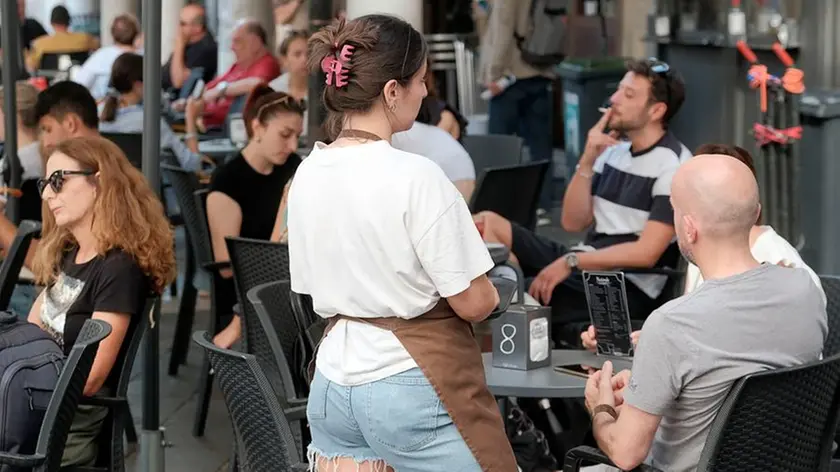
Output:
top-left (482, 349), bottom-right (633, 398)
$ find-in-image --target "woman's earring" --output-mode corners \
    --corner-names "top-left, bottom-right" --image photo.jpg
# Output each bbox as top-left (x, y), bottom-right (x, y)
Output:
top-left (256, 136), bottom-right (262, 143)
top-left (389, 102), bottom-right (398, 113)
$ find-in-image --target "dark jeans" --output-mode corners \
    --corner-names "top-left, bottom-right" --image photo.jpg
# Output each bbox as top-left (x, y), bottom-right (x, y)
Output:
top-left (488, 77), bottom-right (555, 211)
top-left (510, 223), bottom-right (657, 329)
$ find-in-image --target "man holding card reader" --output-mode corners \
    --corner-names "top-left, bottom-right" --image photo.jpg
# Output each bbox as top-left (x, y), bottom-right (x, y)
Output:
top-left (475, 59), bottom-right (690, 337)
top-left (580, 154), bottom-right (826, 471)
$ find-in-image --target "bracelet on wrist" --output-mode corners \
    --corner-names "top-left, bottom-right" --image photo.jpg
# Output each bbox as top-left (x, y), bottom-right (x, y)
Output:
top-left (576, 163), bottom-right (594, 179)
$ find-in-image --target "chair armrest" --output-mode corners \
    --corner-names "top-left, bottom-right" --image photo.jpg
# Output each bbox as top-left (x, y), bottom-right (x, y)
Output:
top-left (288, 397), bottom-right (308, 408)
top-left (284, 405), bottom-right (307, 422)
top-left (0, 451), bottom-right (46, 468)
top-left (202, 261), bottom-right (231, 273)
top-left (80, 395), bottom-right (124, 407)
top-left (563, 446), bottom-right (661, 472)
top-left (621, 267), bottom-right (685, 277)
top-left (291, 462), bottom-right (309, 471)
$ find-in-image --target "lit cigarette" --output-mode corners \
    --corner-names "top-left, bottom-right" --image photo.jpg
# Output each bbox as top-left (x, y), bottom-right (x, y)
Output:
top-left (598, 107), bottom-right (608, 113)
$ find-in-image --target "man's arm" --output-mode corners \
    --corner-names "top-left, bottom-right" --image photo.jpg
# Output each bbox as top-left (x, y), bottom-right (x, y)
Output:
top-left (169, 37), bottom-right (189, 89)
top-left (576, 220), bottom-right (675, 270)
top-left (593, 404), bottom-right (661, 470)
top-left (224, 77), bottom-right (265, 98)
top-left (486, 0), bottom-right (517, 81)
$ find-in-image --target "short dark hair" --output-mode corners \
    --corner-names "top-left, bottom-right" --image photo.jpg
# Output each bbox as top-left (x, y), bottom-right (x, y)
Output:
top-left (625, 58), bottom-right (686, 125)
top-left (278, 30), bottom-right (308, 56)
top-left (111, 14), bottom-right (140, 46)
top-left (308, 15), bottom-right (428, 139)
top-left (50, 5), bottom-right (71, 27)
top-left (693, 142), bottom-right (761, 224)
top-left (35, 81), bottom-right (99, 130)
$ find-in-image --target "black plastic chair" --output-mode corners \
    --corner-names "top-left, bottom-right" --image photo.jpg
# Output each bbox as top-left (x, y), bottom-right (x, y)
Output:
top-left (821, 275), bottom-right (840, 358)
top-left (69, 298), bottom-right (157, 472)
top-left (461, 134), bottom-right (525, 180)
top-left (39, 51), bottom-right (90, 71)
top-left (0, 220), bottom-right (41, 312)
top-left (247, 281), bottom-right (309, 454)
top-left (289, 292), bottom-right (325, 355)
top-left (470, 161), bottom-right (550, 231)
top-left (192, 331), bottom-right (308, 472)
top-left (564, 353), bottom-right (840, 472)
top-left (0, 319), bottom-right (111, 472)
top-left (100, 133), bottom-right (142, 169)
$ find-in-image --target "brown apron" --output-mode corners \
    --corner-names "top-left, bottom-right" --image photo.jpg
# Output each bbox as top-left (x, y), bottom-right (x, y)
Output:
top-left (312, 300), bottom-right (518, 472)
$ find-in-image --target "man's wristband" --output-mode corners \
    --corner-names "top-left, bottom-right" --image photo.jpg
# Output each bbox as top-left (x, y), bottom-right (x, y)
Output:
top-left (576, 163), bottom-right (594, 179)
top-left (592, 404), bottom-right (618, 420)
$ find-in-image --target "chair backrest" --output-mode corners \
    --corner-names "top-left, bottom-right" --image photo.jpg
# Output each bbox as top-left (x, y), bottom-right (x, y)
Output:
top-left (177, 67), bottom-right (205, 99)
top-left (697, 354), bottom-right (840, 471)
top-left (820, 275), bottom-right (840, 357)
top-left (469, 161), bottom-right (550, 230)
top-left (0, 220), bottom-right (41, 312)
top-left (161, 165), bottom-right (214, 267)
top-left (39, 51), bottom-right (89, 71)
top-left (193, 331), bottom-right (304, 472)
top-left (289, 292), bottom-right (326, 355)
top-left (34, 319), bottom-right (111, 472)
top-left (225, 238), bottom-right (290, 349)
top-left (462, 134), bottom-right (524, 178)
top-left (247, 280), bottom-right (304, 402)
top-left (101, 132), bottom-right (143, 169)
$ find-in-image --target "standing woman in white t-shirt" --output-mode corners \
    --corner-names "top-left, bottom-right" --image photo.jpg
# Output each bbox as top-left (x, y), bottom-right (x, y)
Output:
top-left (288, 15), bottom-right (516, 472)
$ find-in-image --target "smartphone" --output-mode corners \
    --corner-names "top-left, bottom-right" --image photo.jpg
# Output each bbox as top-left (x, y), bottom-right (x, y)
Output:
top-left (488, 276), bottom-right (517, 317)
top-left (553, 364), bottom-right (593, 379)
top-left (190, 79), bottom-right (205, 100)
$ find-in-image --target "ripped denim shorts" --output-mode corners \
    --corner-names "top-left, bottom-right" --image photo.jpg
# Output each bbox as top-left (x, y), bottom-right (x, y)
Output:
top-left (307, 368), bottom-right (482, 471)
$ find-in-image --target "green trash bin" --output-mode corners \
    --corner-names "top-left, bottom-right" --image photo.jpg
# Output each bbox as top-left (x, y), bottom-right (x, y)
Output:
top-left (557, 57), bottom-right (626, 173)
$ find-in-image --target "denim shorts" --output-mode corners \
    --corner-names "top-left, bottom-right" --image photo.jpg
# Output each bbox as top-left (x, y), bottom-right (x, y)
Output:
top-left (307, 368), bottom-right (482, 471)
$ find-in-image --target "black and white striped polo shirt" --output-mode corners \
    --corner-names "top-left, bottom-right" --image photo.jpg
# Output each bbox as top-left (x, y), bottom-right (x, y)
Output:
top-left (575, 132), bottom-right (690, 298)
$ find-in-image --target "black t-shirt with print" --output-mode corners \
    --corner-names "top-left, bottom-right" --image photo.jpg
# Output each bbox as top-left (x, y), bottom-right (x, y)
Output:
top-left (40, 247), bottom-right (149, 355)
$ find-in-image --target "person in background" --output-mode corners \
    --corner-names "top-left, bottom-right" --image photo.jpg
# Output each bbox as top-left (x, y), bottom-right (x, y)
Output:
top-left (290, 14), bottom-right (512, 471)
top-left (0, 81), bottom-right (45, 317)
top-left (0, 0), bottom-right (47, 55)
top-left (182, 20), bottom-right (280, 131)
top-left (580, 143), bottom-right (825, 352)
top-left (582, 153), bottom-right (826, 472)
top-left (273, 0), bottom-right (307, 50)
top-left (418, 57), bottom-right (468, 141)
top-left (162, 3), bottom-right (217, 93)
top-left (99, 53), bottom-right (207, 171)
top-left (207, 85), bottom-right (304, 349)
top-left (74, 14), bottom-right (141, 100)
top-left (30, 136), bottom-right (175, 467)
top-left (481, 0), bottom-right (555, 219)
top-left (392, 121), bottom-right (476, 200)
top-left (26, 5), bottom-right (99, 72)
top-left (270, 30), bottom-right (309, 136)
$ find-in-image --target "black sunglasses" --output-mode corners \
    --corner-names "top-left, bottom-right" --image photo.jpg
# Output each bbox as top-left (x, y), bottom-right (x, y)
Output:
top-left (37, 170), bottom-right (95, 196)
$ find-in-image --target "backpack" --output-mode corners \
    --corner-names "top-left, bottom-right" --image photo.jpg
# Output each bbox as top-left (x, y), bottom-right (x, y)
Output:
top-left (0, 312), bottom-right (64, 459)
top-left (515, 0), bottom-right (570, 68)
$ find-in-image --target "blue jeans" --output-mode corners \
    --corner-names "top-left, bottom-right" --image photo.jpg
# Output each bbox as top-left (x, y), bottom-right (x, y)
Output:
top-left (488, 76), bottom-right (555, 211)
top-left (9, 284), bottom-right (38, 319)
top-left (307, 368), bottom-right (481, 471)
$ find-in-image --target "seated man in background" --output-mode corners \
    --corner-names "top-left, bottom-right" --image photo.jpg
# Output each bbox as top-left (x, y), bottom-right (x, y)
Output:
top-left (162, 3), bottom-right (217, 93)
top-left (73, 14), bottom-right (141, 100)
top-left (476, 59), bottom-right (690, 337)
top-left (183, 20), bottom-right (280, 131)
top-left (583, 153), bottom-right (827, 472)
top-left (26, 5), bottom-right (99, 72)
top-left (392, 121), bottom-right (476, 200)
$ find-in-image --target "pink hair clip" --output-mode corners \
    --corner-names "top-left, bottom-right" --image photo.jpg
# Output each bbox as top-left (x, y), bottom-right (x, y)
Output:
top-left (321, 44), bottom-right (355, 88)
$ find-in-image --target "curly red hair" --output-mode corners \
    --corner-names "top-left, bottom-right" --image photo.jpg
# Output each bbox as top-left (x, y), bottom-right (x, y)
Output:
top-left (34, 136), bottom-right (177, 294)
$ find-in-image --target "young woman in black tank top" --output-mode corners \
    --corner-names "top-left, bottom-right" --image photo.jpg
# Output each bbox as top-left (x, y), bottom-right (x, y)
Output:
top-left (206, 84), bottom-right (305, 348)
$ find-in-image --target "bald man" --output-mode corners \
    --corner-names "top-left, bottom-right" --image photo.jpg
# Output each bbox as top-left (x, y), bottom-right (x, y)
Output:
top-left (582, 154), bottom-right (827, 472)
top-left (163, 3), bottom-right (218, 92)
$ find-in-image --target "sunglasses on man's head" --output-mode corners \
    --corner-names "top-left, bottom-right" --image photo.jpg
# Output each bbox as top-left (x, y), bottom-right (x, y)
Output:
top-left (646, 57), bottom-right (672, 106)
top-left (37, 170), bottom-right (94, 196)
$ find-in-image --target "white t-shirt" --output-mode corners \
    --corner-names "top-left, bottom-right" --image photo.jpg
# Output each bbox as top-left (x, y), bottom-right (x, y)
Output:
top-left (684, 225), bottom-right (826, 305)
top-left (73, 46), bottom-right (139, 99)
top-left (392, 122), bottom-right (476, 183)
top-left (287, 140), bottom-right (493, 386)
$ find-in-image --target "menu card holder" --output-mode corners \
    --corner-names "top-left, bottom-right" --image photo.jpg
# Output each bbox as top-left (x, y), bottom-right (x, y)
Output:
top-left (583, 271), bottom-right (634, 357)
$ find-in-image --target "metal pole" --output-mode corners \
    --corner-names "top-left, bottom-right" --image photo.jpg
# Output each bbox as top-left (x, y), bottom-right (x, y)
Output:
top-left (2, 0), bottom-right (21, 224)
top-left (307, 0), bottom-right (333, 145)
top-left (140, 0), bottom-right (164, 469)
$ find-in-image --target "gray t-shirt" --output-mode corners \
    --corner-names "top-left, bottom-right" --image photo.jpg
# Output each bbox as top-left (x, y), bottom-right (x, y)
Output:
top-left (624, 263), bottom-right (827, 472)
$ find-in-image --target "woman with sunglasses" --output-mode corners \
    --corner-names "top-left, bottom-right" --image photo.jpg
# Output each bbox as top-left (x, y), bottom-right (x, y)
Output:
top-left (207, 84), bottom-right (304, 349)
top-left (29, 136), bottom-right (176, 467)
